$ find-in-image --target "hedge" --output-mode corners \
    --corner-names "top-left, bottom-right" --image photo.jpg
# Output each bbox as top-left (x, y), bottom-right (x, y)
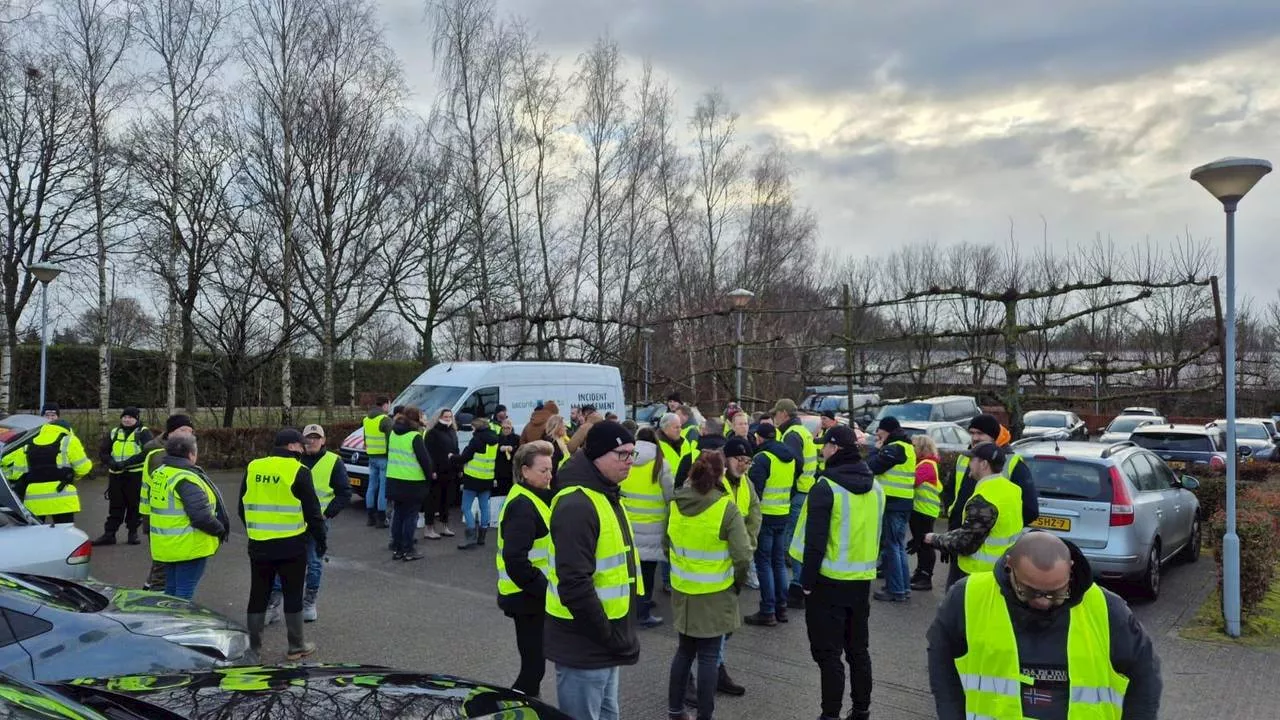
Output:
top-left (113, 422), bottom-right (364, 471)
top-left (7, 345), bottom-right (423, 411)
top-left (1209, 484), bottom-right (1280, 615)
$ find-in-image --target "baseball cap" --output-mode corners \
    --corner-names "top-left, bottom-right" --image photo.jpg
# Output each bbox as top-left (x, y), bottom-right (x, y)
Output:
top-left (770, 399), bottom-right (798, 414)
top-left (723, 437), bottom-right (753, 458)
top-left (820, 410), bottom-right (836, 420)
top-left (302, 423), bottom-right (325, 438)
top-left (274, 428), bottom-right (305, 447)
top-left (823, 424), bottom-right (858, 449)
top-left (965, 441), bottom-right (1006, 465)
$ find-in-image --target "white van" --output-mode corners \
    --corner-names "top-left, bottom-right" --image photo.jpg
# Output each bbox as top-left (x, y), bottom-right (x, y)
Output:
top-left (339, 361), bottom-right (625, 494)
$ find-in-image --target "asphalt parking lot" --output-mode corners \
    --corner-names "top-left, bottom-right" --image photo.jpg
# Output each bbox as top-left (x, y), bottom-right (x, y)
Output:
top-left (72, 472), bottom-right (1278, 719)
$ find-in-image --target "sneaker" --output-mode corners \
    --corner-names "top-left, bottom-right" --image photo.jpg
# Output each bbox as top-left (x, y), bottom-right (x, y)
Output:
top-left (401, 551), bottom-right (424, 562)
top-left (438, 523), bottom-right (455, 537)
top-left (639, 614), bottom-right (664, 629)
top-left (776, 607), bottom-right (789, 623)
top-left (873, 589), bottom-right (909, 603)
top-left (743, 612), bottom-right (777, 627)
top-left (910, 576), bottom-right (933, 592)
top-left (423, 528), bottom-right (442, 540)
top-left (392, 552), bottom-right (405, 561)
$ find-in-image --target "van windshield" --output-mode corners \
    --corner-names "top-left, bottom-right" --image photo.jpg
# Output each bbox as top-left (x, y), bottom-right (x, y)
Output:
top-left (877, 403), bottom-right (932, 422)
top-left (393, 385), bottom-right (467, 415)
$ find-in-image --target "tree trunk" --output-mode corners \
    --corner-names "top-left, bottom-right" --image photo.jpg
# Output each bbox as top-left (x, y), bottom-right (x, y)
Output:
top-left (181, 304), bottom-right (197, 414)
top-left (95, 155), bottom-right (110, 434)
top-left (222, 365), bottom-right (240, 427)
top-left (1002, 298), bottom-right (1023, 436)
top-left (0, 325), bottom-right (13, 413)
top-left (321, 331), bottom-right (335, 422)
top-left (348, 336), bottom-right (356, 408)
top-left (165, 297), bottom-right (178, 415)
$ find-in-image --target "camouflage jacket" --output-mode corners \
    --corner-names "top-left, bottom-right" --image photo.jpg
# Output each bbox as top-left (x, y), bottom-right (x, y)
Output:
top-left (930, 495), bottom-right (997, 556)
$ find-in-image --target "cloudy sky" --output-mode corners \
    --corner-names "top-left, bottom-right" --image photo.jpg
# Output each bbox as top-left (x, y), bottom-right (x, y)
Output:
top-left (379, 0), bottom-right (1280, 305)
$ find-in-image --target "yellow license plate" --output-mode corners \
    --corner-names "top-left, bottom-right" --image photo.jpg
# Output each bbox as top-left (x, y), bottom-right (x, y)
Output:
top-left (1031, 516), bottom-right (1071, 531)
top-left (1168, 461), bottom-right (1186, 470)
top-left (350, 475), bottom-right (363, 488)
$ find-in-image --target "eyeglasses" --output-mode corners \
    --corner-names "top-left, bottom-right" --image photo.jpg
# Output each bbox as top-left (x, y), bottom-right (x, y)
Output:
top-left (612, 449), bottom-right (638, 462)
top-left (1008, 566), bottom-right (1071, 604)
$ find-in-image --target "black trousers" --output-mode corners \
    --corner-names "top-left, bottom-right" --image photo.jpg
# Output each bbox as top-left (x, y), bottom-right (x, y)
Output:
top-left (805, 581), bottom-right (872, 719)
top-left (425, 475), bottom-right (452, 523)
top-left (669, 633), bottom-right (720, 719)
top-left (510, 612), bottom-right (545, 697)
top-left (908, 511), bottom-right (936, 577)
top-left (104, 471), bottom-right (143, 534)
top-left (247, 555), bottom-right (307, 614)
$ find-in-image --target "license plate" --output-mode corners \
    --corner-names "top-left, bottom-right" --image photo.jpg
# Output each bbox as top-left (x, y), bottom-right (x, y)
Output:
top-left (1031, 516), bottom-right (1071, 531)
top-left (350, 475), bottom-right (363, 488)
top-left (1168, 461), bottom-right (1186, 470)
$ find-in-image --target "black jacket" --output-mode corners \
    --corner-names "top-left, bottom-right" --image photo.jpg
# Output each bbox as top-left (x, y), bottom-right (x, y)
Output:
top-left (673, 434), bottom-right (728, 487)
top-left (238, 449), bottom-right (327, 561)
top-left (867, 430), bottom-right (915, 512)
top-left (943, 453), bottom-right (1041, 529)
top-left (385, 423), bottom-right (433, 504)
top-left (99, 425), bottom-right (154, 473)
top-left (543, 452), bottom-right (640, 670)
top-left (301, 450), bottom-right (352, 519)
top-left (748, 439), bottom-right (801, 524)
top-left (799, 449), bottom-right (876, 599)
top-left (927, 541), bottom-right (1161, 720)
top-left (497, 483), bottom-right (556, 617)
top-left (494, 432), bottom-right (521, 496)
top-left (424, 424), bottom-right (459, 480)
top-left (459, 427), bottom-right (501, 491)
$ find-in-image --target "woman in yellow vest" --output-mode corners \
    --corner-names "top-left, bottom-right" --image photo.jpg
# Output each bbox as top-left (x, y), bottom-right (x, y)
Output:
top-left (909, 435), bottom-right (942, 591)
top-left (496, 440), bottom-right (557, 698)
top-left (621, 427), bottom-right (676, 629)
top-left (149, 434), bottom-right (228, 600)
top-left (924, 442), bottom-right (1024, 588)
top-left (664, 452), bottom-right (752, 720)
top-left (457, 415), bottom-right (501, 549)
top-left (386, 407), bottom-right (434, 562)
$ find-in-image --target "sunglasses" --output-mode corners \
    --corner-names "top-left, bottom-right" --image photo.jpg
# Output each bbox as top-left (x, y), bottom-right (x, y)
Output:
top-left (1008, 566), bottom-right (1071, 604)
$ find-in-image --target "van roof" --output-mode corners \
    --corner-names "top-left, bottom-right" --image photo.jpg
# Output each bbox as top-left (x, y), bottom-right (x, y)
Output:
top-left (413, 361), bottom-right (620, 387)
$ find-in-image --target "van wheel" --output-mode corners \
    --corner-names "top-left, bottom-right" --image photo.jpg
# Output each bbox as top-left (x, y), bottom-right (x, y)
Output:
top-left (1179, 518), bottom-right (1202, 564)
top-left (1137, 542), bottom-right (1161, 600)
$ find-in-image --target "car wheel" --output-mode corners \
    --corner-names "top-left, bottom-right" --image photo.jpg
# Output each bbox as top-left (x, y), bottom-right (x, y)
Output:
top-left (1179, 517), bottom-right (1202, 564)
top-left (1137, 541), bottom-right (1161, 600)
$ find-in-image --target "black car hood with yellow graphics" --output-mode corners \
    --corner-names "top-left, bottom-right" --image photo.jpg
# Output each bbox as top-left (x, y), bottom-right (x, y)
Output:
top-left (54, 664), bottom-right (571, 720)
top-left (0, 672), bottom-right (106, 720)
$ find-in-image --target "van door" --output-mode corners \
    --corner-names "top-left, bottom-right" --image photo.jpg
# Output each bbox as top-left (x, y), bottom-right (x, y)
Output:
top-left (456, 386), bottom-right (501, 441)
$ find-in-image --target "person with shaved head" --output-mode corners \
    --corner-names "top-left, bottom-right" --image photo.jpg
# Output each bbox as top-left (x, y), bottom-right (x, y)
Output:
top-left (927, 532), bottom-right (1162, 720)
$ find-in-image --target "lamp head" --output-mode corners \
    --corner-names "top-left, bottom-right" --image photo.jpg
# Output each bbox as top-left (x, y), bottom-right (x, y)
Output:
top-left (1190, 157), bottom-right (1272, 208)
top-left (29, 262), bottom-right (64, 285)
top-left (727, 288), bottom-right (755, 310)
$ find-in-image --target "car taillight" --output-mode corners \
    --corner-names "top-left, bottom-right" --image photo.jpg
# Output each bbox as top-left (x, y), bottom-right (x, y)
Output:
top-left (1108, 467), bottom-right (1135, 527)
top-left (66, 541), bottom-right (92, 565)
top-left (1210, 455), bottom-right (1226, 471)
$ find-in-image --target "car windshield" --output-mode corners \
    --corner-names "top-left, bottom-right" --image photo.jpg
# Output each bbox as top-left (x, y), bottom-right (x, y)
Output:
top-left (1131, 432), bottom-right (1215, 453)
top-left (816, 396), bottom-right (847, 412)
top-left (877, 403), bottom-right (931, 422)
top-left (1106, 417), bottom-right (1153, 433)
top-left (0, 573), bottom-right (108, 612)
top-left (391, 385), bottom-right (467, 415)
top-left (1023, 457), bottom-right (1110, 501)
top-left (1235, 424), bottom-right (1272, 441)
top-left (1024, 412), bottom-right (1067, 428)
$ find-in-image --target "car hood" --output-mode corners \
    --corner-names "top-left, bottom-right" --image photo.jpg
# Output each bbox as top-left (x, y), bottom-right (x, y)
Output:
top-left (1098, 432), bottom-right (1131, 443)
top-left (53, 664), bottom-right (572, 719)
top-left (87, 582), bottom-right (240, 636)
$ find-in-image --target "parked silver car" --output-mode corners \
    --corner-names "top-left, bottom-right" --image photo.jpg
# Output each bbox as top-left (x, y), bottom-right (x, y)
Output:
top-left (1096, 414), bottom-right (1166, 444)
top-left (1209, 419), bottom-right (1278, 462)
top-left (0, 416), bottom-right (92, 580)
top-left (1013, 439), bottom-right (1201, 600)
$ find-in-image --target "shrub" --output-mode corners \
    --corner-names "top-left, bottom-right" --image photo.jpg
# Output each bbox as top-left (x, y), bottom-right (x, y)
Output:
top-left (1210, 507), bottom-right (1280, 615)
top-left (1193, 475), bottom-right (1227, 526)
top-left (193, 422), bottom-right (360, 470)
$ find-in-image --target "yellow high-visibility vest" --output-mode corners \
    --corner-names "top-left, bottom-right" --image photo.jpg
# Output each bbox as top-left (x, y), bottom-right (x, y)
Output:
top-left (386, 431), bottom-right (426, 482)
top-left (721, 475), bottom-right (753, 518)
top-left (464, 441), bottom-right (498, 482)
top-left (875, 439), bottom-right (917, 500)
top-left (956, 476), bottom-right (1024, 575)
top-left (309, 451), bottom-right (339, 509)
top-left (950, 454), bottom-right (1023, 517)
top-left (363, 414), bottom-right (389, 456)
top-left (782, 423), bottom-right (819, 493)
top-left (914, 458), bottom-right (943, 518)
top-left (140, 448), bottom-right (165, 517)
top-left (149, 465), bottom-right (220, 563)
top-left (546, 486), bottom-right (641, 620)
top-left (620, 463), bottom-right (666, 527)
top-left (668, 495), bottom-right (733, 595)
top-left (788, 478), bottom-right (884, 580)
top-left (496, 484), bottom-right (551, 596)
top-left (758, 450), bottom-right (796, 516)
top-left (110, 427), bottom-right (145, 473)
top-left (242, 456), bottom-right (306, 541)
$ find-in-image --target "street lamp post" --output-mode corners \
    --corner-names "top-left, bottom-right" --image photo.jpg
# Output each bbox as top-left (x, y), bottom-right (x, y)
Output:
top-left (640, 327), bottom-right (655, 405)
top-left (29, 262), bottom-right (64, 414)
top-left (1190, 156), bottom-right (1272, 638)
top-left (727, 289), bottom-right (755, 404)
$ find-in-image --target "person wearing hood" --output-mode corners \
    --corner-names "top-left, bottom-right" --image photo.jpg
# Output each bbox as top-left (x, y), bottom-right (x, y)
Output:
top-left (521, 400), bottom-right (561, 445)
top-left (744, 423), bottom-right (800, 626)
top-left (925, 442), bottom-right (1024, 589)
top-left (673, 417), bottom-right (729, 488)
top-left (139, 414), bottom-right (194, 591)
top-left (663, 451), bottom-right (752, 720)
top-left (385, 407), bottom-right (433, 561)
top-left (457, 415), bottom-right (500, 549)
top-left (544, 421), bottom-right (642, 720)
top-left (93, 406), bottom-right (154, 547)
top-left (239, 428), bottom-right (327, 661)
top-left (496, 440), bottom-right (558, 698)
top-left (619, 427), bottom-right (676, 629)
top-left (149, 433), bottom-right (229, 601)
top-left (866, 416), bottom-right (916, 603)
top-left (943, 413), bottom-right (1039, 537)
top-left (362, 398), bottom-right (394, 529)
top-left (423, 407), bottom-right (459, 540)
top-left (788, 424), bottom-right (882, 720)
top-left (927, 532), bottom-right (1161, 720)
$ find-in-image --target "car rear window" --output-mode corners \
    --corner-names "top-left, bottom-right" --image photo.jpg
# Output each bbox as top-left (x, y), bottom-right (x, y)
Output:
top-left (1130, 433), bottom-right (1214, 452)
top-left (1025, 412), bottom-right (1067, 428)
top-left (1022, 457), bottom-right (1111, 501)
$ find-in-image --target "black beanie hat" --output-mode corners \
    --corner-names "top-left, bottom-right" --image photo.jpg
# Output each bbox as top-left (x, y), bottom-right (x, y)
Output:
top-left (165, 414), bottom-right (194, 436)
top-left (969, 414), bottom-right (1001, 440)
top-left (584, 421), bottom-right (635, 461)
top-left (40, 402), bottom-right (60, 415)
top-left (878, 416), bottom-right (902, 433)
top-left (122, 407), bottom-right (141, 420)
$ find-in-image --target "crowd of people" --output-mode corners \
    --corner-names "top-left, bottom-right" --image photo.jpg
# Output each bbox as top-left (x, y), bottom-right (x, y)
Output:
top-left (3, 395), bottom-right (1164, 720)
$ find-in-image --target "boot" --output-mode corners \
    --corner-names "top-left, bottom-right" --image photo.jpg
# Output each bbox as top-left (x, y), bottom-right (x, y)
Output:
top-left (476, 528), bottom-right (487, 546)
top-left (717, 664), bottom-right (746, 696)
top-left (366, 510), bottom-right (377, 527)
top-left (376, 511), bottom-right (388, 529)
top-left (265, 591), bottom-right (283, 625)
top-left (910, 572), bottom-right (933, 592)
top-left (845, 710), bottom-right (870, 720)
top-left (788, 585), bottom-right (806, 609)
top-left (302, 588), bottom-right (319, 623)
top-left (246, 612), bottom-right (266, 655)
top-left (284, 612), bottom-right (316, 660)
top-left (91, 532), bottom-right (116, 547)
top-left (743, 612), bottom-right (777, 627)
top-left (126, 530), bottom-right (140, 545)
top-left (438, 522), bottom-right (455, 538)
top-left (457, 527), bottom-right (476, 550)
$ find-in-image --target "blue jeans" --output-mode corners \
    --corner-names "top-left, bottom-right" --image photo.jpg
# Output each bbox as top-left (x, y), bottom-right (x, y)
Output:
top-left (784, 491), bottom-right (807, 589)
top-left (881, 509), bottom-right (910, 596)
top-left (274, 520), bottom-right (327, 593)
top-left (555, 664), bottom-right (619, 720)
top-left (755, 520), bottom-right (790, 615)
top-left (165, 556), bottom-right (208, 600)
top-left (366, 456), bottom-right (388, 512)
top-left (461, 488), bottom-right (491, 529)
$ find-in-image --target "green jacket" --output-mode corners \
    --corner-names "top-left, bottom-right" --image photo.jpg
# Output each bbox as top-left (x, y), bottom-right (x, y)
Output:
top-left (662, 486), bottom-right (753, 638)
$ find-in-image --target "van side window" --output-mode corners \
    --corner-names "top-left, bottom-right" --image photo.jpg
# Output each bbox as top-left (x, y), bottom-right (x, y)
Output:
top-left (458, 386), bottom-right (500, 420)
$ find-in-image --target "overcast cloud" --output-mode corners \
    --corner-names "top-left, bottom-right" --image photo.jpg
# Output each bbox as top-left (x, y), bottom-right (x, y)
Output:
top-left (378, 0), bottom-right (1280, 304)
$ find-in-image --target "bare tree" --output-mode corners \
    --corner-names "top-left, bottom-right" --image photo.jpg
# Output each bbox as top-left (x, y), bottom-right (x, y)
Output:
top-left (75, 296), bottom-right (156, 349)
top-left (689, 89), bottom-right (745, 294)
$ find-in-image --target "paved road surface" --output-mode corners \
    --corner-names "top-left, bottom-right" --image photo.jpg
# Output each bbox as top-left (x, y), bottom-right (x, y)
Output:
top-left (71, 472), bottom-right (1276, 719)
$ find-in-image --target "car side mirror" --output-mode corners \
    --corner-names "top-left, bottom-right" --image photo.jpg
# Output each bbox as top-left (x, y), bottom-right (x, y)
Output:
top-left (1238, 446), bottom-right (1252, 456)
top-left (1178, 475), bottom-right (1200, 490)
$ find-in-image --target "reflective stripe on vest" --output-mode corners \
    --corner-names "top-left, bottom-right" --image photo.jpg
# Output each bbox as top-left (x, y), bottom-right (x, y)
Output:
top-left (875, 439), bottom-right (917, 500)
top-left (149, 466), bottom-right (220, 563)
top-left (956, 476), bottom-right (1025, 575)
top-left (789, 477), bottom-right (884, 579)
top-left (310, 451), bottom-right (339, 509)
top-left (914, 458), bottom-right (943, 518)
top-left (386, 431), bottom-right (426, 482)
top-left (720, 475), bottom-right (753, 518)
top-left (782, 423), bottom-right (819, 493)
top-left (243, 456), bottom-right (307, 540)
top-left (956, 572), bottom-right (1128, 719)
top-left (668, 494), bottom-right (733, 594)
top-left (20, 427), bottom-right (81, 515)
top-left (363, 414), bottom-right (389, 456)
top-left (111, 427), bottom-right (144, 471)
top-left (620, 462), bottom-right (667, 525)
top-left (464, 441), bottom-right (498, 481)
top-left (759, 450), bottom-right (797, 516)
top-left (497, 484), bottom-right (552, 596)
top-left (140, 448), bottom-right (165, 516)
top-left (545, 486), bottom-right (641, 619)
